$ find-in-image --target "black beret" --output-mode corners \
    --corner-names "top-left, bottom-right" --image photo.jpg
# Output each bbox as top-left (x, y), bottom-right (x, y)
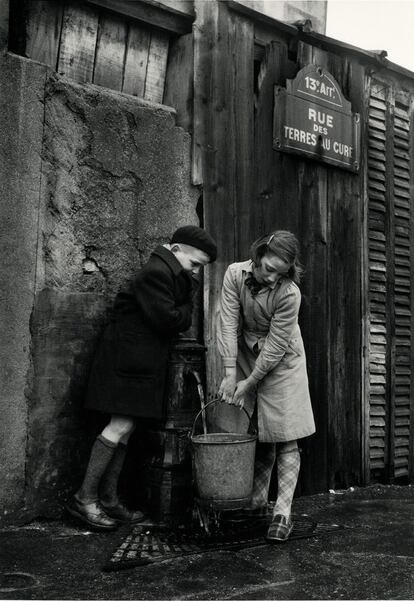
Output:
top-left (171, 226), bottom-right (217, 262)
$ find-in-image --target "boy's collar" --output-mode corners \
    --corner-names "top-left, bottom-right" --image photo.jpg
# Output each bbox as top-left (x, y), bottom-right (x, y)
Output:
top-left (152, 245), bottom-right (184, 276)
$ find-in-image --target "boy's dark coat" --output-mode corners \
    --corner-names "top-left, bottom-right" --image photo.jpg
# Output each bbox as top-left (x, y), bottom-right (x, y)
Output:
top-left (85, 246), bottom-right (194, 419)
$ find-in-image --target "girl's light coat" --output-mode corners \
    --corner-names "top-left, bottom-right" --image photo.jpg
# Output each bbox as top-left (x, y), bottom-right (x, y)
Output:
top-left (217, 260), bottom-right (315, 442)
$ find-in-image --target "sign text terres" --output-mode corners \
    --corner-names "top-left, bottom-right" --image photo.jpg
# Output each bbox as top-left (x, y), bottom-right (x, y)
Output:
top-left (273, 65), bottom-right (360, 171)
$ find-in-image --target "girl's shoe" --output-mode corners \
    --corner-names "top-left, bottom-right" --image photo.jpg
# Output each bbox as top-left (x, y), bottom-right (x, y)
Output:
top-left (266, 514), bottom-right (293, 542)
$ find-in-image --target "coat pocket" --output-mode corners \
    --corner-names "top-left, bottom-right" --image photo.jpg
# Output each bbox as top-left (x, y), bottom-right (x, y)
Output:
top-left (115, 333), bottom-right (159, 378)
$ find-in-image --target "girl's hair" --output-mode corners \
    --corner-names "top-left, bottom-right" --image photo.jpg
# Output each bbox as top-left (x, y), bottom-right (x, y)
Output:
top-left (250, 230), bottom-right (304, 284)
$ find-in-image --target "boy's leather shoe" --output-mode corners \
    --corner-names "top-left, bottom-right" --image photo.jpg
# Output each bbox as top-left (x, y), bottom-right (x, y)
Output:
top-left (101, 501), bottom-right (145, 524)
top-left (266, 514), bottom-right (293, 542)
top-left (66, 497), bottom-right (118, 531)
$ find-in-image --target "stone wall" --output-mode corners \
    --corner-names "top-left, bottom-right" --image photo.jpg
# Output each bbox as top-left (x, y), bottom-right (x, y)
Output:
top-left (0, 52), bottom-right (199, 521)
top-left (0, 53), bottom-right (47, 521)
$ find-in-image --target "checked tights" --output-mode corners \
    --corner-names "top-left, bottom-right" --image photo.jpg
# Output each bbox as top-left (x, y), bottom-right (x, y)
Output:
top-left (250, 442), bottom-right (301, 517)
top-left (251, 442), bottom-right (277, 508)
top-left (273, 445), bottom-right (301, 518)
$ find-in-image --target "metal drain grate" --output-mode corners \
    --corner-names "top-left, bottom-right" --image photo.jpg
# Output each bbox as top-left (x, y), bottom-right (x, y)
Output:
top-left (104, 517), bottom-right (344, 571)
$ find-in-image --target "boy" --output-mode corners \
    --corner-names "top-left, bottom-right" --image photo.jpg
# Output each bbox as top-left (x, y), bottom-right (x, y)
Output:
top-left (67, 226), bottom-right (217, 530)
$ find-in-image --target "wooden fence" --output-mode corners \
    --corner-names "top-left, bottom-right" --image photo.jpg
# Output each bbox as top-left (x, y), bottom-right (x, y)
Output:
top-left (15, 0), bottom-right (189, 103)
top-left (193, 0), bottom-right (414, 492)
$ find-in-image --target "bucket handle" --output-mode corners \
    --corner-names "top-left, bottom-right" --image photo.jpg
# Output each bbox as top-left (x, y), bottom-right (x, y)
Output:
top-left (191, 398), bottom-right (254, 438)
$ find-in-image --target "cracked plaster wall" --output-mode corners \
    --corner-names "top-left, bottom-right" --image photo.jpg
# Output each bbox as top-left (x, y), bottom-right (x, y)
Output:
top-left (0, 54), bottom-right (200, 520)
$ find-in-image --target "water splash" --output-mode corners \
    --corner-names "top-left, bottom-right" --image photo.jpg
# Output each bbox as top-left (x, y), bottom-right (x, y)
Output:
top-left (188, 369), bottom-right (207, 435)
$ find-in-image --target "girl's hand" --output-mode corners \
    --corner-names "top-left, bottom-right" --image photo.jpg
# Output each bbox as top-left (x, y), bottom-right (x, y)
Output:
top-left (232, 378), bottom-right (255, 408)
top-left (218, 375), bottom-right (237, 403)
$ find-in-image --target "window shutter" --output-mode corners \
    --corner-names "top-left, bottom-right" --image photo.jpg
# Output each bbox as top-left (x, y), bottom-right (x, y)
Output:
top-left (392, 96), bottom-right (413, 478)
top-left (367, 81), bottom-right (414, 482)
top-left (367, 82), bottom-right (389, 479)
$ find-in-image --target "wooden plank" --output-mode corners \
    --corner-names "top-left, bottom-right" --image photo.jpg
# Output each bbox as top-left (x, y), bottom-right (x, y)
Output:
top-left (394, 138), bottom-right (410, 151)
top-left (368, 158), bottom-right (386, 173)
top-left (143, 30), bottom-right (169, 103)
top-left (192, 0), bottom-right (212, 185)
top-left (369, 230), bottom-right (386, 241)
top-left (368, 138), bottom-right (386, 153)
top-left (369, 170), bottom-right (386, 184)
top-left (370, 385), bottom-right (386, 395)
top-left (58, 5), bottom-right (99, 83)
top-left (369, 107), bottom-right (387, 121)
top-left (93, 13), bottom-right (127, 91)
top-left (370, 438), bottom-right (386, 448)
top-left (193, 0), bottom-right (235, 408)
top-left (395, 105), bottom-right (410, 118)
top-left (368, 148), bottom-right (386, 162)
top-left (368, 133), bottom-right (386, 147)
top-left (122, 24), bottom-right (151, 97)
top-left (25, 0), bottom-right (63, 69)
top-left (368, 115), bottom-right (386, 131)
top-left (85, 0), bottom-right (194, 35)
top-left (394, 147), bottom-right (410, 161)
top-left (394, 158), bottom-right (410, 172)
top-left (394, 466), bottom-right (408, 477)
top-left (394, 129), bottom-right (410, 142)
top-left (163, 33), bottom-right (193, 130)
top-left (369, 251), bottom-right (386, 262)
top-left (370, 97), bottom-right (387, 111)
top-left (368, 191), bottom-right (386, 203)
top-left (151, 0), bottom-right (194, 15)
top-left (394, 115), bottom-right (410, 127)
top-left (230, 9), bottom-right (254, 260)
top-left (394, 177), bottom-right (410, 191)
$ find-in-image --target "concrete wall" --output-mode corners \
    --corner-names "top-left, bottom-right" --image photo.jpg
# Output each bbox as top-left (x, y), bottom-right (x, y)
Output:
top-left (0, 53), bottom-right (199, 521)
top-left (0, 53), bottom-right (47, 521)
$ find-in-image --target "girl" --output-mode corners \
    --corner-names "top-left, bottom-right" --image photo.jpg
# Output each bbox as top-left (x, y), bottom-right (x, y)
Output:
top-left (217, 230), bottom-right (315, 541)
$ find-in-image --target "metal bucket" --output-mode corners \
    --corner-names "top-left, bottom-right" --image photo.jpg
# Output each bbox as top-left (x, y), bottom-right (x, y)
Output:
top-left (191, 399), bottom-right (257, 510)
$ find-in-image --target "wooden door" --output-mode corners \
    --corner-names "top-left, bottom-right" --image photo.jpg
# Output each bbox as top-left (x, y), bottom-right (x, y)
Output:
top-left (198, 3), bottom-right (364, 493)
top-left (252, 42), bottom-right (330, 493)
top-left (252, 42), bottom-right (365, 492)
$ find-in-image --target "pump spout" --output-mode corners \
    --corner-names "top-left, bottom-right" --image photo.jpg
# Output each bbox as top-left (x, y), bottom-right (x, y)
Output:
top-left (186, 368), bottom-right (207, 435)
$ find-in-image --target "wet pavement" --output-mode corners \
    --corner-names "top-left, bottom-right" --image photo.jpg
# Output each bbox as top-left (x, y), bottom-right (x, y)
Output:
top-left (0, 484), bottom-right (413, 600)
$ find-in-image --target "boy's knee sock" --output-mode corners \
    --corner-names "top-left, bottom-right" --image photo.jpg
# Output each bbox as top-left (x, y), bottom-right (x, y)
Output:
top-left (273, 447), bottom-right (301, 518)
top-left (251, 442), bottom-right (277, 508)
top-left (76, 435), bottom-right (117, 504)
top-left (99, 442), bottom-right (128, 507)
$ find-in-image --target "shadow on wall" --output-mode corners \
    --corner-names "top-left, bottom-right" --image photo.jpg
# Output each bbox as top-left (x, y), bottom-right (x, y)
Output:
top-left (25, 288), bottom-right (109, 517)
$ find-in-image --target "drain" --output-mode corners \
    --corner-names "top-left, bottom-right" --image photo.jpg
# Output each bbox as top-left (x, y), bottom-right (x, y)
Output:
top-left (0, 572), bottom-right (38, 593)
top-left (104, 518), bottom-right (345, 571)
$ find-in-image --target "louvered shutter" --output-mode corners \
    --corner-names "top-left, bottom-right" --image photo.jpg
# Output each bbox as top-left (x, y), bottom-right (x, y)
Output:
top-left (392, 97), bottom-right (413, 478)
top-left (367, 83), bottom-right (388, 478)
top-left (367, 81), bottom-right (414, 482)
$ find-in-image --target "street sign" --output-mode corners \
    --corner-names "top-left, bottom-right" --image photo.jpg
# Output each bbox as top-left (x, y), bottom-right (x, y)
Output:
top-left (273, 65), bottom-right (360, 172)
